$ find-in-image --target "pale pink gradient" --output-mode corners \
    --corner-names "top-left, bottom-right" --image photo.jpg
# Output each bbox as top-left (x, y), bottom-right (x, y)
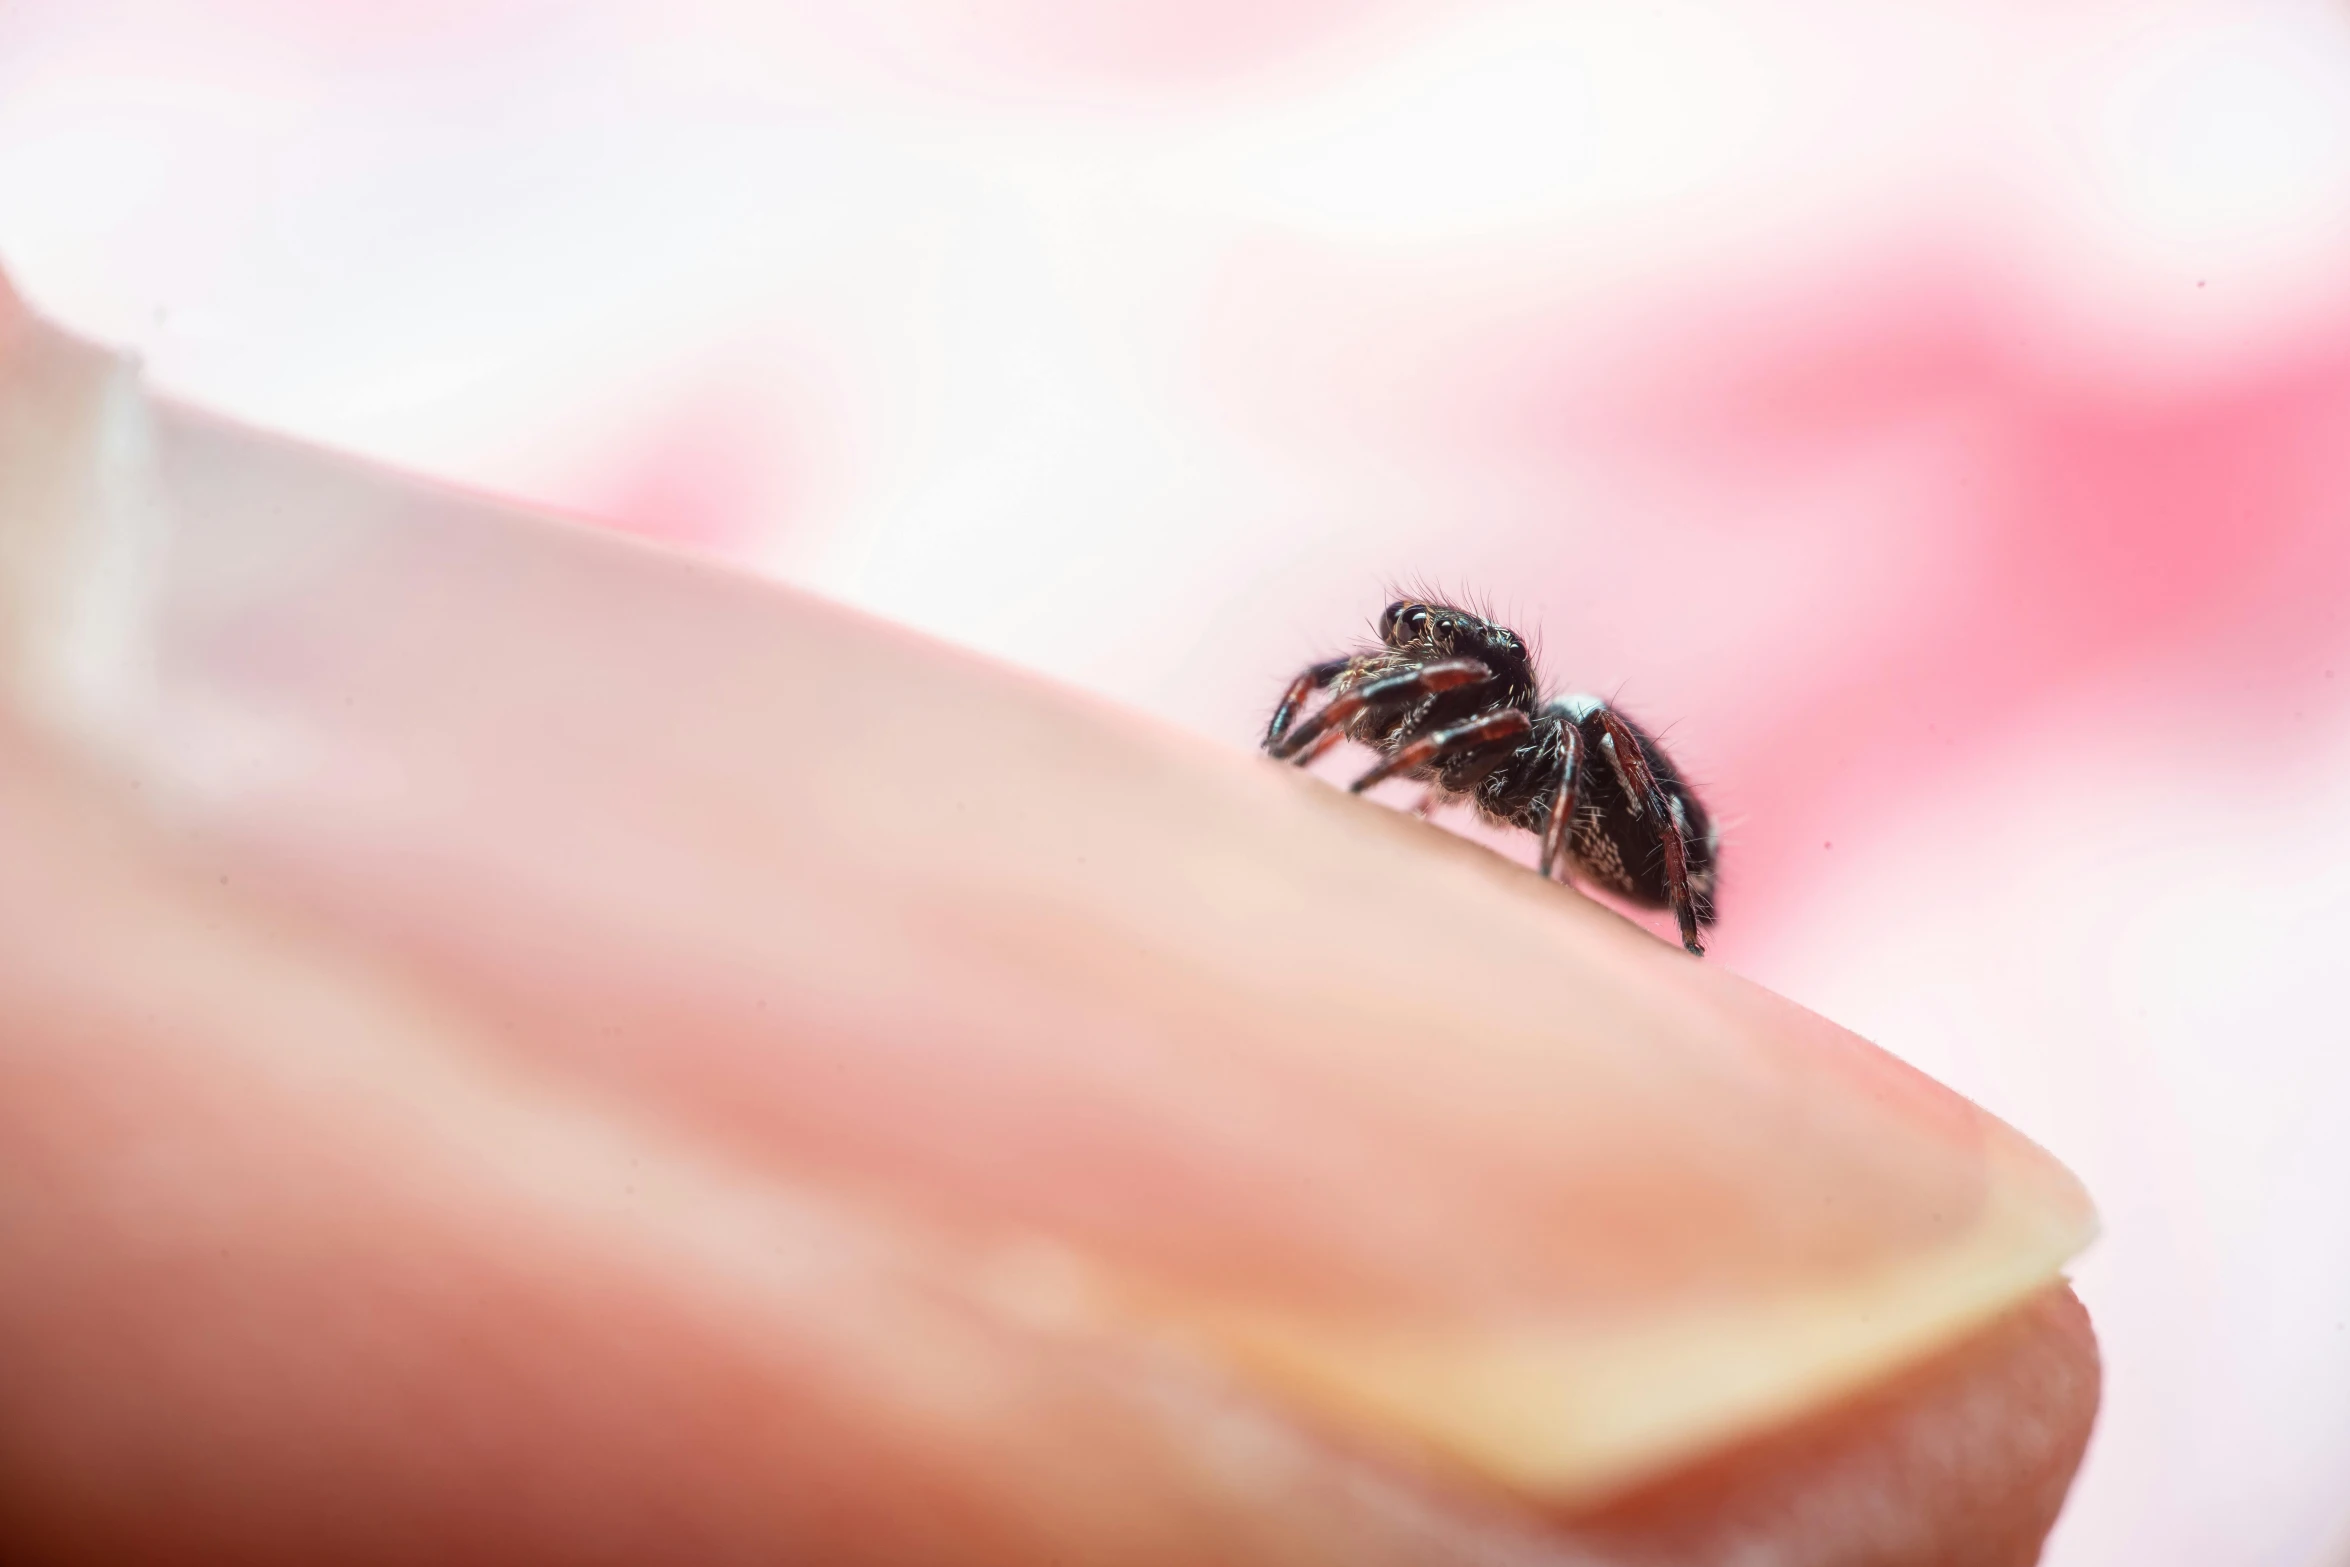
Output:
top-left (4, 1), bottom-right (2349, 1561)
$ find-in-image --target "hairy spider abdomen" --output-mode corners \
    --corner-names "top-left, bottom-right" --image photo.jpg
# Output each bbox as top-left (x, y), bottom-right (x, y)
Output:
top-left (1507, 700), bottom-right (1718, 923)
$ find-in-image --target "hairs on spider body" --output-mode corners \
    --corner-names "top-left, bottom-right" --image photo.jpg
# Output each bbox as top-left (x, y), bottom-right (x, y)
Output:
top-left (1264, 599), bottom-right (1720, 955)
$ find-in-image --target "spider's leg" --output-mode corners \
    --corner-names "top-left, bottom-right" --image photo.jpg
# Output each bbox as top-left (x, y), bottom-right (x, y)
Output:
top-left (1270, 659), bottom-right (1494, 762)
top-left (1264, 658), bottom-right (1352, 750)
top-left (1538, 721), bottom-right (1583, 883)
top-left (1595, 725), bottom-right (1642, 817)
top-left (1348, 708), bottom-right (1532, 794)
top-left (1288, 727), bottom-right (1346, 768)
top-left (1593, 708), bottom-right (1703, 956)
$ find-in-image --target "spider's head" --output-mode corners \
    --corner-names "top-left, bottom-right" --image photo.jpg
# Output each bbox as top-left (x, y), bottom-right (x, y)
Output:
top-left (1378, 600), bottom-right (1528, 668)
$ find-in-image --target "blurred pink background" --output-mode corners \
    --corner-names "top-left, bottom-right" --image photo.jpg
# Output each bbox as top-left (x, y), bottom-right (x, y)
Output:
top-left (5, 1), bottom-right (2349, 1561)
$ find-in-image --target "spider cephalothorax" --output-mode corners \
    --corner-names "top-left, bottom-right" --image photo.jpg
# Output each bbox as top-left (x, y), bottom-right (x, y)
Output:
top-left (1265, 598), bottom-right (1719, 954)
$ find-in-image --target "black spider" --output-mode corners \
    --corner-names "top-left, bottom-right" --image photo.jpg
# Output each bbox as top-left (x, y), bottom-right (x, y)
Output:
top-left (1264, 598), bottom-right (1720, 955)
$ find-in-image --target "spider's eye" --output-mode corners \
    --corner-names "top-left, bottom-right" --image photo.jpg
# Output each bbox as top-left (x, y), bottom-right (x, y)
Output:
top-left (1382, 602), bottom-right (1430, 642)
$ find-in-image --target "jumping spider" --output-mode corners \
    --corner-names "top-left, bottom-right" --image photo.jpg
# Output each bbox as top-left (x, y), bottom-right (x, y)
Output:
top-left (1265, 599), bottom-right (1720, 955)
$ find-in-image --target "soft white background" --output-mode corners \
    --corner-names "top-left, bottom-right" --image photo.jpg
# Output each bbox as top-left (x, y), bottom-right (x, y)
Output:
top-left (5, 2), bottom-right (2349, 1561)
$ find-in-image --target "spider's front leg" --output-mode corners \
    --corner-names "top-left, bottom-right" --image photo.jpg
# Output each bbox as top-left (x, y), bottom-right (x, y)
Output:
top-left (1593, 708), bottom-right (1704, 956)
top-left (1267, 659), bottom-right (1494, 763)
top-left (1347, 709), bottom-right (1531, 794)
top-left (1264, 658), bottom-right (1352, 751)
